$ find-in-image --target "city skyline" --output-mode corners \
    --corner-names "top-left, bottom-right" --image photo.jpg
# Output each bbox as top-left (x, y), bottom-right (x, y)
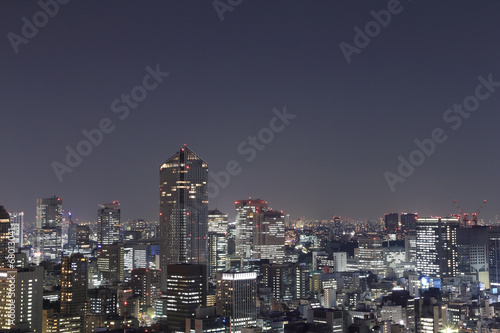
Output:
top-left (2, 1), bottom-right (500, 224)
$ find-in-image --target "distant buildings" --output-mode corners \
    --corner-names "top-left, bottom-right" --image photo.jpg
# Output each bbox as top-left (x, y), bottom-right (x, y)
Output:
top-left (35, 196), bottom-right (63, 262)
top-left (384, 213), bottom-right (399, 235)
top-left (235, 199), bottom-right (268, 260)
top-left (8, 211), bottom-right (23, 248)
top-left (97, 201), bottom-right (120, 246)
top-left (254, 210), bottom-right (285, 264)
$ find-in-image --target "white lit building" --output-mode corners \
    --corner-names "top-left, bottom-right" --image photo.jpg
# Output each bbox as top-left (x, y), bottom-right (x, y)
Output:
top-left (216, 272), bottom-right (257, 333)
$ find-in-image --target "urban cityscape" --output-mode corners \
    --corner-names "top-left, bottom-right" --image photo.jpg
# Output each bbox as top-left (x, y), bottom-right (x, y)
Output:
top-left (2, 1), bottom-right (500, 333)
top-left (1, 145), bottom-right (500, 333)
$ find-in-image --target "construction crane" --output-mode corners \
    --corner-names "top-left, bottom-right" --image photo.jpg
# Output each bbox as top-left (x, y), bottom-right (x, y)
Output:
top-left (472, 200), bottom-right (487, 225)
top-left (452, 199), bottom-right (487, 227)
top-left (453, 200), bottom-right (469, 227)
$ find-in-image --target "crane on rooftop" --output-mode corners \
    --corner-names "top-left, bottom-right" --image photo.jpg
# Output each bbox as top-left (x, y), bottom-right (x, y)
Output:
top-left (452, 199), bottom-right (487, 227)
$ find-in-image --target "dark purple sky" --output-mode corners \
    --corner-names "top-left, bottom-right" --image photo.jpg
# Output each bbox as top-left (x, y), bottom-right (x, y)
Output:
top-left (1, 0), bottom-right (500, 224)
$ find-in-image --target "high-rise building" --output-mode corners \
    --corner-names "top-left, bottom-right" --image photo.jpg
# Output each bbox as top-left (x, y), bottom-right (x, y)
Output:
top-left (384, 213), bottom-right (399, 235)
top-left (0, 266), bottom-right (44, 333)
top-left (36, 196), bottom-right (63, 229)
top-left (355, 236), bottom-right (386, 277)
top-left (457, 226), bottom-right (490, 288)
top-left (235, 199), bottom-right (268, 260)
top-left (416, 217), bottom-right (459, 279)
top-left (67, 214), bottom-right (77, 247)
top-left (401, 213), bottom-right (418, 234)
top-left (208, 209), bottom-right (228, 234)
top-left (97, 244), bottom-right (124, 282)
top-left (76, 225), bottom-right (90, 247)
top-left (208, 232), bottom-right (228, 282)
top-left (87, 287), bottom-right (118, 315)
top-left (159, 145), bottom-right (208, 292)
top-left (216, 271), bottom-right (257, 333)
top-left (97, 201), bottom-right (121, 246)
top-left (61, 253), bottom-right (88, 316)
top-left (165, 264), bottom-right (207, 333)
top-left (0, 205), bottom-right (12, 268)
top-left (405, 231), bottom-right (417, 262)
top-left (253, 210), bottom-right (285, 263)
top-left (35, 196), bottom-right (63, 262)
top-left (8, 212), bottom-right (23, 248)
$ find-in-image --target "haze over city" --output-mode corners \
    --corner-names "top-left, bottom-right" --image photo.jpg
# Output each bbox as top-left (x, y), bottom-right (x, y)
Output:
top-left (2, 1), bottom-right (500, 223)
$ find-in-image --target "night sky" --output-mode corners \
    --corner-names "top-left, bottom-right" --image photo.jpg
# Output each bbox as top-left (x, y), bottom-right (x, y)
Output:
top-left (1, 0), bottom-right (500, 224)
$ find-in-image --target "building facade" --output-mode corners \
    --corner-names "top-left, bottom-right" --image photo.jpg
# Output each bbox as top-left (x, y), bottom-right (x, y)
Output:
top-left (160, 145), bottom-right (208, 292)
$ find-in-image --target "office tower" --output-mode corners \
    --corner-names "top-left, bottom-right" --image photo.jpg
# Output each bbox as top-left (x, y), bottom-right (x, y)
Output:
top-left (489, 226), bottom-right (500, 285)
top-left (9, 212), bottom-right (23, 247)
top-left (36, 196), bottom-right (62, 229)
top-left (253, 210), bottom-right (285, 264)
top-left (216, 271), bottom-right (257, 333)
top-left (379, 290), bottom-right (415, 333)
top-left (159, 145), bottom-right (208, 292)
top-left (76, 225), bottom-right (90, 247)
top-left (67, 214), bottom-right (77, 247)
top-left (416, 217), bottom-right (459, 279)
top-left (97, 201), bottom-right (120, 245)
top-left (61, 254), bottom-right (88, 316)
top-left (130, 268), bottom-right (160, 311)
top-left (261, 263), bottom-right (297, 302)
top-left (87, 287), bottom-right (118, 315)
top-left (208, 209), bottom-right (229, 234)
top-left (295, 264), bottom-right (310, 299)
top-left (165, 264), bottom-right (207, 333)
top-left (0, 266), bottom-right (44, 333)
top-left (384, 213), bottom-right (399, 234)
top-left (35, 196), bottom-right (63, 262)
top-left (208, 232), bottom-right (228, 282)
top-left (0, 205), bottom-right (11, 268)
top-left (235, 199), bottom-right (268, 259)
top-left (332, 252), bottom-right (347, 272)
top-left (333, 216), bottom-right (343, 240)
top-left (97, 244), bottom-right (124, 282)
top-left (401, 213), bottom-right (418, 234)
top-left (355, 236), bottom-right (386, 277)
top-left (457, 226), bottom-right (490, 288)
top-left (405, 231), bottom-right (417, 262)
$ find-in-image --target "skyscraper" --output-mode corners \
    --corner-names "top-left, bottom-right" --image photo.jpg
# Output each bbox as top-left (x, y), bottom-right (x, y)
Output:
top-left (208, 209), bottom-right (229, 234)
top-left (8, 212), bottom-right (23, 248)
top-left (159, 145), bottom-right (208, 292)
top-left (61, 253), bottom-right (88, 316)
top-left (384, 213), bottom-right (399, 235)
top-left (235, 199), bottom-right (268, 260)
top-left (0, 266), bottom-right (43, 333)
top-left (0, 205), bottom-right (11, 268)
top-left (416, 217), bottom-right (459, 279)
top-left (208, 232), bottom-right (228, 282)
top-left (35, 196), bottom-right (62, 262)
top-left (97, 201), bottom-right (121, 246)
top-left (165, 264), bottom-right (207, 333)
top-left (253, 210), bottom-right (285, 263)
top-left (216, 271), bottom-right (257, 333)
top-left (401, 213), bottom-right (418, 234)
